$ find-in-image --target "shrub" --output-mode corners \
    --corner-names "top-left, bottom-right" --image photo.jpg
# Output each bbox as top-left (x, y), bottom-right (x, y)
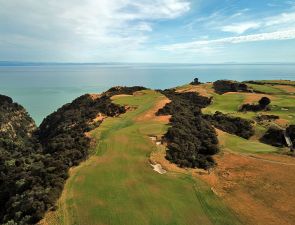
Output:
top-left (213, 80), bottom-right (249, 94)
top-left (239, 97), bottom-right (271, 112)
top-left (260, 126), bottom-right (285, 147)
top-left (158, 90), bottom-right (218, 170)
top-left (0, 87), bottom-right (145, 224)
top-left (204, 111), bottom-right (254, 139)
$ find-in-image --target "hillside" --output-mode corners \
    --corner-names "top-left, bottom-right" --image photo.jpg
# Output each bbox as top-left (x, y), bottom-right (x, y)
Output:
top-left (1, 80), bottom-right (295, 225)
top-left (0, 87), bottom-right (146, 225)
top-left (176, 79), bottom-right (295, 224)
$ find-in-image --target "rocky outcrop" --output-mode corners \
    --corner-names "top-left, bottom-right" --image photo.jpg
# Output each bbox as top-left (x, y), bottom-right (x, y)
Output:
top-left (0, 94), bottom-right (36, 144)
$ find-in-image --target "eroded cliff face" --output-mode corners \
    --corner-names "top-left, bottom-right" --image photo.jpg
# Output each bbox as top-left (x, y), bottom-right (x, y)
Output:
top-left (0, 94), bottom-right (36, 144)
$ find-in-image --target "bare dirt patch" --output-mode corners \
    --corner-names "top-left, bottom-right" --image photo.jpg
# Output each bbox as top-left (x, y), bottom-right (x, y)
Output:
top-left (89, 93), bottom-right (101, 100)
top-left (150, 163), bottom-right (167, 174)
top-left (224, 92), bottom-right (275, 104)
top-left (136, 97), bottom-right (171, 123)
top-left (275, 118), bottom-right (290, 127)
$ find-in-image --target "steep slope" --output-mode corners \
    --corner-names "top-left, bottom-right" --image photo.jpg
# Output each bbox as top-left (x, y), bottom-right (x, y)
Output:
top-left (0, 87), bottom-right (145, 225)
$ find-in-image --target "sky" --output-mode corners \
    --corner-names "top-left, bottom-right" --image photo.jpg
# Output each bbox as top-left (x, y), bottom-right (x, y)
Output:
top-left (1, 0), bottom-right (295, 63)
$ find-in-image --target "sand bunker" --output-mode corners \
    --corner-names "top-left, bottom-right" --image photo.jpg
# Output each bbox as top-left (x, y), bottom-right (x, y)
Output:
top-left (150, 163), bottom-right (167, 174)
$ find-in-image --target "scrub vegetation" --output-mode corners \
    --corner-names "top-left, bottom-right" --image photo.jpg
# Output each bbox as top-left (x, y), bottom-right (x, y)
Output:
top-left (0, 87), bottom-right (145, 225)
top-left (157, 90), bottom-right (219, 169)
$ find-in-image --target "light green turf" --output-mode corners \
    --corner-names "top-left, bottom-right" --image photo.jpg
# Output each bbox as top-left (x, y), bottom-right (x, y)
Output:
top-left (220, 132), bottom-right (278, 154)
top-left (201, 82), bottom-right (295, 153)
top-left (246, 83), bottom-right (285, 94)
top-left (203, 93), bottom-right (244, 114)
top-left (50, 90), bottom-right (242, 225)
top-left (247, 80), bottom-right (295, 85)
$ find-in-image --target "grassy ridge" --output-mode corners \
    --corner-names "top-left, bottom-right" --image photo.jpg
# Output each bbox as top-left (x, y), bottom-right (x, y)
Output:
top-left (46, 90), bottom-right (241, 225)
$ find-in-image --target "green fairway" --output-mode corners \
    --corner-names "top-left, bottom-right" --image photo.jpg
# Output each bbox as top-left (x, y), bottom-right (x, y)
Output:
top-left (219, 131), bottom-right (278, 154)
top-left (48, 90), bottom-right (241, 225)
top-left (246, 83), bottom-right (284, 94)
top-left (203, 93), bottom-right (244, 114)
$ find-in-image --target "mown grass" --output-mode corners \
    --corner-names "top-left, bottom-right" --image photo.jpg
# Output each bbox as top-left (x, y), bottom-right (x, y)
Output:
top-left (203, 93), bottom-right (244, 114)
top-left (219, 132), bottom-right (278, 154)
top-left (246, 83), bottom-right (285, 94)
top-left (47, 90), bottom-right (241, 225)
top-left (203, 83), bottom-right (295, 124)
top-left (200, 81), bottom-right (295, 154)
top-left (247, 80), bottom-right (295, 85)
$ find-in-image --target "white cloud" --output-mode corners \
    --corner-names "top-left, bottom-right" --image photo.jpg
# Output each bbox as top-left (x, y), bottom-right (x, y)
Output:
top-left (160, 29), bottom-right (295, 51)
top-left (218, 11), bottom-right (295, 34)
top-left (265, 12), bottom-right (295, 26)
top-left (0, 0), bottom-right (190, 61)
top-left (221, 22), bottom-right (260, 34)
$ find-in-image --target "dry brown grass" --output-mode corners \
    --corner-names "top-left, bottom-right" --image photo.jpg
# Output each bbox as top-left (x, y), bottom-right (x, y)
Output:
top-left (177, 83), bottom-right (214, 97)
top-left (275, 118), bottom-right (290, 127)
top-left (194, 138), bottom-right (295, 225)
top-left (274, 85), bottom-right (295, 93)
top-left (153, 128), bottom-right (295, 224)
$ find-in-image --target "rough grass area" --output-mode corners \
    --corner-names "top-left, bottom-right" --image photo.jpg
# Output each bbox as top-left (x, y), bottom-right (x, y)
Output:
top-left (43, 90), bottom-right (240, 225)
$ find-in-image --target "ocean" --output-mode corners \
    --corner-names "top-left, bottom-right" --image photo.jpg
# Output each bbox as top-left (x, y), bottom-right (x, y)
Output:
top-left (1, 63), bottom-right (295, 125)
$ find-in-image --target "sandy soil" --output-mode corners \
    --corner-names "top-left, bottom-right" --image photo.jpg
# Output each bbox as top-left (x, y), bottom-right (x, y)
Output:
top-left (136, 97), bottom-right (171, 122)
top-left (177, 83), bottom-right (214, 97)
top-left (222, 92), bottom-right (275, 104)
top-left (150, 163), bottom-right (167, 174)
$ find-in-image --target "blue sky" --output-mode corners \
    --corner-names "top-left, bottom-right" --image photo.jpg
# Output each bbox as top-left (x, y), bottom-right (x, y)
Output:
top-left (1, 0), bottom-right (295, 63)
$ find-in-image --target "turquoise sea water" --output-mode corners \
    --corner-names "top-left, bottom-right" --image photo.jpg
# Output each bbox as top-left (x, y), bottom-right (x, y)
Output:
top-left (1, 63), bottom-right (295, 125)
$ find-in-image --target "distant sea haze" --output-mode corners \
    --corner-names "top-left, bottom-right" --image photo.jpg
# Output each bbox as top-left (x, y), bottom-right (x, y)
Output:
top-left (1, 63), bottom-right (295, 125)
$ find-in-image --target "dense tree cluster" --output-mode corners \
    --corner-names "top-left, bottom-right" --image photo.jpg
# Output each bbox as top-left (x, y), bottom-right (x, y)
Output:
top-left (190, 78), bottom-right (201, 85)
top-left (157, 90), bottom-right (218, 169)
top-left (260, 126), bottom-right (286, 147)
top-left (0, 87), bottom-right (145, 225)
top-left (239, 97), bottom-right (271, 112)
top-left (213, 80), bottom-right (250, 94)
top-left (106, 86), bottom-right (146, 96)
top-left (287, 125), bottom-right (295, 145)
top-left (0, 95), bottom-right (45, 225)
top-left (261, 125), bottom-right (295, 148)
top-left (203, 111), bottom-right (255, 139)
